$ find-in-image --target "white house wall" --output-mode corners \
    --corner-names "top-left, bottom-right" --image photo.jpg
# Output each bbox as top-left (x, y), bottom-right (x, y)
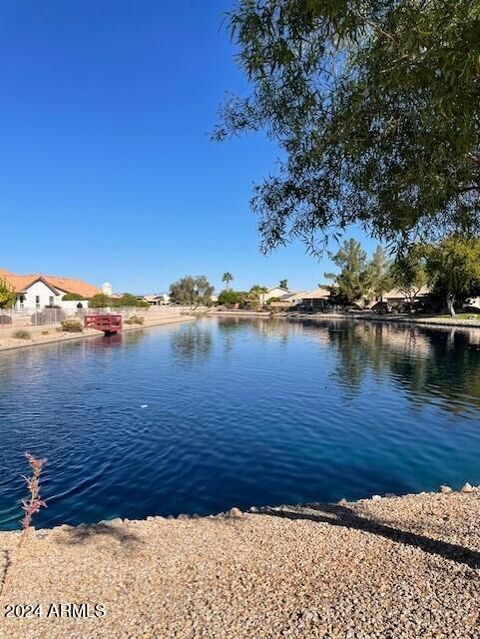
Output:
top-left (16, 281), bottom-right (62, 311)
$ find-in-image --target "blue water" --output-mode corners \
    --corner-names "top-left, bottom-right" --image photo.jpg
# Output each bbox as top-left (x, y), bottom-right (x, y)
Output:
top-left (1, 317), bottom-right (479, 530)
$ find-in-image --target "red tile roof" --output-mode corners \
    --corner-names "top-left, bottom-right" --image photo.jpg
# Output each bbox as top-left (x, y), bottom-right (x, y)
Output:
top-left (0, 268), bottom-right (101, 298)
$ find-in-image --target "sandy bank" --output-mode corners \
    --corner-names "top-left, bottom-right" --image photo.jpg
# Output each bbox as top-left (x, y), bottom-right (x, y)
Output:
top-left (0, 314), bottom-right (195, 353)
top-left (1, 489), bottom-right (480, 638)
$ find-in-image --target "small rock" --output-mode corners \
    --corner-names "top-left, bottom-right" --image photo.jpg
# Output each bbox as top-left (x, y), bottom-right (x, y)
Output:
top-left (372, 495), bottom-right (382, 501)
top-left (177, 514), bottom-right (190, 520)
top-left (461, 482), bottom-right (474, 493)
top-left (227, 507), bottom-right (243, 519)
top-left (338, 498), bottom-right (348, 506)
top-left (249, 506), bottom-right (259, 513)
top-left (439, 485), bottom-right (453, 494)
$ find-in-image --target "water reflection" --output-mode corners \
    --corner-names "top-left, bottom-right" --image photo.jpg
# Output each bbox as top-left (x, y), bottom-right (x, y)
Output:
top-left (170, 323), bottom-right (213, 365)
top-left (297, 320), bottom-right (480, 414)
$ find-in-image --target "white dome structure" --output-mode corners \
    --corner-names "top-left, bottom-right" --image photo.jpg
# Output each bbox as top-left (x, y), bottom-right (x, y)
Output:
top-left (102, 281), bottom-right (113, 296)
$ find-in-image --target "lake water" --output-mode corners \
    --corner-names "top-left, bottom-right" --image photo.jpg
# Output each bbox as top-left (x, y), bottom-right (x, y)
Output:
top-left (1, 317), bottom-right (479, 530)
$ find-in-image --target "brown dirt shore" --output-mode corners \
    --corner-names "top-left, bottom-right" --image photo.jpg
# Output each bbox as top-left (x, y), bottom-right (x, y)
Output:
top-left (1, 490), bottom-right (480, 639)
top-left (0, 315), bottom-right (195, 352)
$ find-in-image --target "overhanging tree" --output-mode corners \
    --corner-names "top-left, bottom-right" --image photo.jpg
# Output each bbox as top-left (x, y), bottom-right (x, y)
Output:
top-left (215, 1), bottom-right (480, 252)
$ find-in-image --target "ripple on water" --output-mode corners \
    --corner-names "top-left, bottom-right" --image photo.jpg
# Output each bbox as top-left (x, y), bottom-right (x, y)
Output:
top-left (1, 318), bottom-right (480, 529)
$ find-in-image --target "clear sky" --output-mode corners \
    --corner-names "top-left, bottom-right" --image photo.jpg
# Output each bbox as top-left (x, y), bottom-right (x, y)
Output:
top-left (0, 0), bottom-right (376, 294)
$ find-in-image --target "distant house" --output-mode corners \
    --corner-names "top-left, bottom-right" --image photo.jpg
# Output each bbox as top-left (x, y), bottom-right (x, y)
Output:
top-left (140, 293), bottom-right (171, 306)
top-left (0, 268), bottom-right (101, 311)
top-left (269, 291), bottom-right (309, 309)
top-left (300, 287), bottom-right (331, 310)
top-left (382, 286), bottom-right (430, 305)
top-left (259, 286), bottom-right (290, 305)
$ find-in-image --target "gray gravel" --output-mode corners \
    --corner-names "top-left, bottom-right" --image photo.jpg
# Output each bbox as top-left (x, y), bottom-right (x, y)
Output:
top-left (2, 490), bottom-right (480, 638)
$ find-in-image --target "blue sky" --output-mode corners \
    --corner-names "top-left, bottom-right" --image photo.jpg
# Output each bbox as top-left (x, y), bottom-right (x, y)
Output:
top-left (0, 0), bottom-right (376, 293)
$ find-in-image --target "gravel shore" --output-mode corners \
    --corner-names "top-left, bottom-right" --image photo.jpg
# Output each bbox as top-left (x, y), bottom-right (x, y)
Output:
top-left (1, 490), bottom-right (480, 638)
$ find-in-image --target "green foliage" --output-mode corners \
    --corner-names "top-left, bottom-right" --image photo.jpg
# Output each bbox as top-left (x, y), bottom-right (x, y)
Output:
top-left (0, 278), bottom-right (16, 309)
top-left (88, 293), bottom-right (111, 308)
top-left (218, 289), bottom-right (244, 306)
top-left (325, 239), bottom-right (370, 304)
top-left (367, 246), bottom-right (392, 300)
top-left (61, 293), bottom-right (84, 301)
top-left (88, 293), bottom-right (147, 308)
top-left (13, 330), bottom-right (31, 340)
top-left (425, 235), bottom-right (480, 315)
top-left (169, 276), bottom-right (214, 306)
top-left (60, 319), bottom-right (83, 333)
top-left (222, 272), bottom-right (234, 290)
top-left (113, 293), bottom-right (149, 308)
top-left (246, 285), bottom-right (269, 309)
top-left (389, 246), bottom-right (429, 304)
top-left (216, 1), bottom-right (480, 252)
top-left (279, 279), bottom-right (288, 289)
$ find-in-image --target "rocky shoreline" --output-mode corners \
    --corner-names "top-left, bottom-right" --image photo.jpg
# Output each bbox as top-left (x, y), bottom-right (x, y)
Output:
top-left (2, 487), bottom-right (480, 638)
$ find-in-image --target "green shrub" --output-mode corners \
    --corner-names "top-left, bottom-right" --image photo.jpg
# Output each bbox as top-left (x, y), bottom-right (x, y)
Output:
top-left (88, 293), bottom-right (111, 308)
top-left (41, 330), bottom-right (49, 335)
top-left (60, 319), bottom-right (83, 333)
top-left (125, 315), bottom-right (144, 325)
top-left (62, 293), bottom-right (84, 301)
top-left (113, 293), bottom-right (149, 308)
top-left (14, 330), bottom-right (31, 340)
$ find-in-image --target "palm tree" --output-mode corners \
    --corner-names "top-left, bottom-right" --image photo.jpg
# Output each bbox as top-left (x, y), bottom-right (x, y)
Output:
top-left (222, 272), bottom-right (233, 290)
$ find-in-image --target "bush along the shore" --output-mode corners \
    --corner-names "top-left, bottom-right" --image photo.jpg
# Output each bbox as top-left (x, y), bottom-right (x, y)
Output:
top-left (60, 319), bottom-right (83, 333)
top-left (13, 330), bottom-right (31, 340)
top-left (125, 315), bottom-right (144, 325)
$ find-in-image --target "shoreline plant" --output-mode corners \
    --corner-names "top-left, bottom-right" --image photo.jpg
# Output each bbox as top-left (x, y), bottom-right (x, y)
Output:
top-left (0, 453), bottom-right (47, 601)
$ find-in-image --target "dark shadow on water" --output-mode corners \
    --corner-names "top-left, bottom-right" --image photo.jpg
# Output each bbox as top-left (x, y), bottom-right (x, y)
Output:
top-left (258, 503), bottom-right (480, 571)
top-left (56, 522), bottom-right (142, 547)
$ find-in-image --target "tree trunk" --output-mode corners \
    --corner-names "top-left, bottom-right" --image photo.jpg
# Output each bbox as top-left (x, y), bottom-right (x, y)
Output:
top-left (446, 293), bottom-right (456, 317)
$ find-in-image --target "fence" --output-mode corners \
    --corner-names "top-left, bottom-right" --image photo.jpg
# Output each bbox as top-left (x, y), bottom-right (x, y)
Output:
top-left (0, 305), bottom-right (192, 329)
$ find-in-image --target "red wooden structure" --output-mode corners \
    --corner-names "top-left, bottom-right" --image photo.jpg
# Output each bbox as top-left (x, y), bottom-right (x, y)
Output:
top-left (84, 314), bottom-right (123, 336)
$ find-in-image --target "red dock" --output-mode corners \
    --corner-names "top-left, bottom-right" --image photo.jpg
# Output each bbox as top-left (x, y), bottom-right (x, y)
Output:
top-left (84, 314), bottom-right (123, 336)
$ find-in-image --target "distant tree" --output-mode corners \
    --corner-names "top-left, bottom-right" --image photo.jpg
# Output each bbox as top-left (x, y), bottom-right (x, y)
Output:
top-left (113, 293), bottom-right (149, 308)
top-left (218, 289), bottom-right (244, 307)
top-left (425, 236), bottom-right (480, 316)
top-left (279, 279), bottom-right (288, 289)
top-left (216, 1), bottom-right (480, 252)
top-left (222, 272), bottom-right (233, 290)
top-left (389, 246), bottom-right (429, 308)
top-left (367, 246), bottom-right (392, 300)
top-left (170, 276), bottom-right (214, 306)
top-left (0, 278), bottom-right (15, 309)
top-left (87, 293), bottom-right (111, 308)
top-left (325, 239), bottom-right (370, 305)
top-left (248, 284), bottom-right (268, 308)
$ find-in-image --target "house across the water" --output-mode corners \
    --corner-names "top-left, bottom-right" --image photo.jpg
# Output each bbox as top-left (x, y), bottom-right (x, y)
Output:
top-left (0, 268), bottom-right (101, 311)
